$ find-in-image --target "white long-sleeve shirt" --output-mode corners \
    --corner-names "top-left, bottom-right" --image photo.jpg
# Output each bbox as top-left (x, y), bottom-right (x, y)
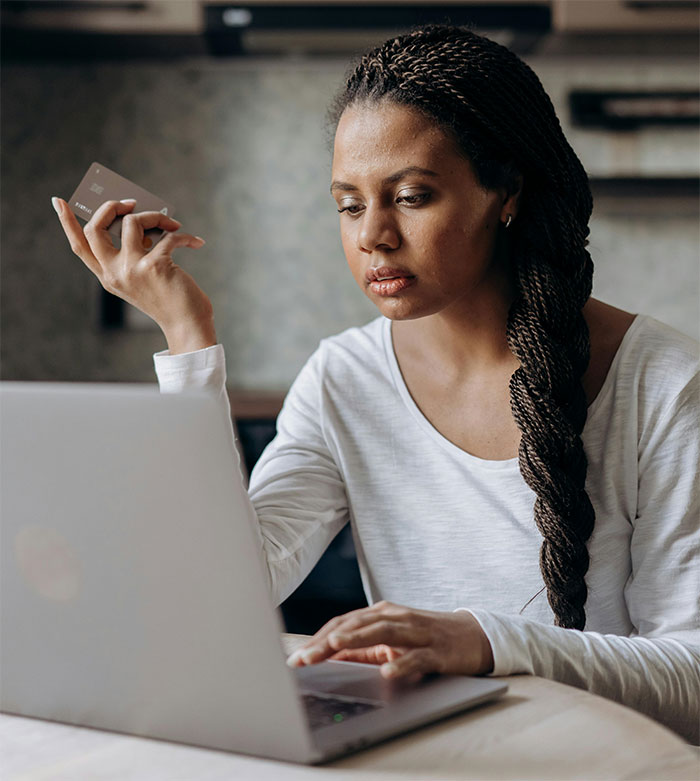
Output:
top-left (155, 314), bottom-right (700, 743)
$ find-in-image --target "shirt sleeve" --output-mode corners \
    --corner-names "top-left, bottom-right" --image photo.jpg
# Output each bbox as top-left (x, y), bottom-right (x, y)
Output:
top-left (462, 369), bottom-right (700, 744)
top-left (154, 343), bottom-right (348, 606)
top-left (246, 342), bottom-right (350, 604)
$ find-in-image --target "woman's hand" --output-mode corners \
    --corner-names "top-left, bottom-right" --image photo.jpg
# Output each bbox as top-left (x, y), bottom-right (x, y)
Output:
top-left (287, 600), bottom-right (494, 679)
top-left (52, 196), bottom-right (216, 354)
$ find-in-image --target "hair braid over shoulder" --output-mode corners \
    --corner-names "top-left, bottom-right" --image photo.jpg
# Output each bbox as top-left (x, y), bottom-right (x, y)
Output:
top-left (330, 24), bottom-right (596, 629)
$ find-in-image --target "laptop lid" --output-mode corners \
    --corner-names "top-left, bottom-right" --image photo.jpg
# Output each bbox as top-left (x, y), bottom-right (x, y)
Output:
top-left (1, 382), bottom-right (508, 764)
top-left (0, 382), bottom-right (316, 763)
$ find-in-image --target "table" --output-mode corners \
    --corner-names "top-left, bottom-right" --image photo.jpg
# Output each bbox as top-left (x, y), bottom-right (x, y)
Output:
top-left (2, 635), bottom-right (698, 781)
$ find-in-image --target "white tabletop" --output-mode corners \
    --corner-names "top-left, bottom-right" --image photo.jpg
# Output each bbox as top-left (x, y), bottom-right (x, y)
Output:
top-left (3, 635), bottom-right (698, 781)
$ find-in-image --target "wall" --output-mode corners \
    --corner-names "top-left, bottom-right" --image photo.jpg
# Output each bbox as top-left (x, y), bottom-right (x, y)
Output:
top-left (1, 51), bottom-right (697, 389)
top-left (529, 53), bottom-right (699, 339)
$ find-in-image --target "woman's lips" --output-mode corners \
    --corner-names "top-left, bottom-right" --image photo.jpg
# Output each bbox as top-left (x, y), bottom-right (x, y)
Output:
top-left (365, 266), bottom-right (416, 297)
top-left (369, 276), bottom-right (416, 296)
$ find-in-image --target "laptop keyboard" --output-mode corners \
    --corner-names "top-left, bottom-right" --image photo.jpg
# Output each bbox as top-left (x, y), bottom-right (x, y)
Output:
top-left (302, 693), bottom-right (382, 730)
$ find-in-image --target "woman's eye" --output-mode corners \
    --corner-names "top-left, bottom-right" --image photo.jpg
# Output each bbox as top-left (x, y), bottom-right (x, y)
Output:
top-left (337, 203), bottom-right (365, 215)
top-left (396, 192), bottom-right (431, 206)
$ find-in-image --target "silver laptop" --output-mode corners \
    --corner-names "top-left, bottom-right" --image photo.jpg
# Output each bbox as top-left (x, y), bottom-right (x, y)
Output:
top-left (0, 382), bottom-right (507, 764)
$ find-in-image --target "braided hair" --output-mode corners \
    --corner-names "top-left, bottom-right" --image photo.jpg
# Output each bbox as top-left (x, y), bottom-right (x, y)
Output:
top-left (330, 25), bottom-right (596, 630)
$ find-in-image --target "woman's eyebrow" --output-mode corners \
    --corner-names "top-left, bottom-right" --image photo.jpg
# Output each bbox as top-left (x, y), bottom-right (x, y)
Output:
top-left (330, 166), bottom-right (440, 194)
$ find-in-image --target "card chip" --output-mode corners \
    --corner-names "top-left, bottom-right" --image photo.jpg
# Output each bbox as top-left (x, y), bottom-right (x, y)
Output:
top-left (90, 183), bottom-right (104, 195)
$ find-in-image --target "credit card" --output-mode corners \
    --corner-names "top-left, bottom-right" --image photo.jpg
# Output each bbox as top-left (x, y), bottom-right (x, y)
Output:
top-left (67, 162), bottom-right (175, 246)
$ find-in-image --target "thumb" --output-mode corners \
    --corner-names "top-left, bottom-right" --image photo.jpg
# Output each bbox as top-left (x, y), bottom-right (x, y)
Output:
top-left (380, 648), bottom-right (434, 679)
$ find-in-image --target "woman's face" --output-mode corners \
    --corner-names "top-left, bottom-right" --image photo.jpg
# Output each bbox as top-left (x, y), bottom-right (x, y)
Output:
top-left (331, 101), bottom-right (517, 321)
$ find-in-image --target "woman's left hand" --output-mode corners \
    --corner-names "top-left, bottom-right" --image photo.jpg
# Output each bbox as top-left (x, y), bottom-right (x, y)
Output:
top-left (286, 600), bottom-right (494, 679)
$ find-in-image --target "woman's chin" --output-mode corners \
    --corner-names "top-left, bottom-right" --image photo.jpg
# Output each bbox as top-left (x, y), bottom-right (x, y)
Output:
top-left (370, 296), bottom-right (437, 322)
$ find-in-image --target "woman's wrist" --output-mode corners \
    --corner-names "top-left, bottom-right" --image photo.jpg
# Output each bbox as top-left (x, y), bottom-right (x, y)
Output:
top-left (453, 609), bottom-right (495, 674)
top-left (163, 316), bottom-right (217, 355)
top-left (477, 621), bottom-right (495, 674)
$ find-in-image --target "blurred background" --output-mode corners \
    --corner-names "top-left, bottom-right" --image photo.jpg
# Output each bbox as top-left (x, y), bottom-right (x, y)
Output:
top-left (2, 0), bottom-right (698, 631)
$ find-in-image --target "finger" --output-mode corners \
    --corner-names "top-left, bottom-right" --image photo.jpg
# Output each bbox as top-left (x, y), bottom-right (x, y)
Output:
top-left (83, 199), bottom-right (138, 260)
top-left (121, 210), bottom-right (183, 246)
top-left (288, 605), bottom-right (397, 666)
top-left (120, 211), bottom-right (184, 254)
top-left (380, 648), bottom-right (436, 679)
top-left (316, 601), bottom-right (398, 641)
top-left (288, 611), bottom-right (418, 668)
top-left (327, 619), bottom-right (430, 654)
top-left (146, 231), bottom-right (206, 257)
top-left (291, 606), bottom-right (378, 654)
top-left (52, 197), bottom-right (102, 276)
top-left (330, 644), bottom-right (406, 665)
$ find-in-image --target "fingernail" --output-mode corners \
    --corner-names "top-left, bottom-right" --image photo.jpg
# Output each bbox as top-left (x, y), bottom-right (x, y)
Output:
top-left (300, 647), bottom-right (319, 664)
top-left (51, 197), bottom-right (62, 215)
top-left (120, 198), bottom-right (137, 204)
top-left (287, 648), bottom-right (315, 666)
top-left (286, 651), bottom-right (302, 667)
top-left (382, 662), bottom-right (398, 677)
top-left (194, 236), bottom-right (206, 244)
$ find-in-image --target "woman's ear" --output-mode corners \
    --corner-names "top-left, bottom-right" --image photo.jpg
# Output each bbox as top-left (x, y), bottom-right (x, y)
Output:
top-left (501, 173), bottom-right (523, 222)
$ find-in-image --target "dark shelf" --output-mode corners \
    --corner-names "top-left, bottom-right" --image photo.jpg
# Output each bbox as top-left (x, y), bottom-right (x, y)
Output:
top-left (571, 89), bottom-right (700, 130)
top-left (589, 177), bottom-right (699, 198)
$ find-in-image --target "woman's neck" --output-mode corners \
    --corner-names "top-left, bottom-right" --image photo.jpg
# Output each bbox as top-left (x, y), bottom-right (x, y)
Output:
top-left (392, 279), bottom-right (517, 377)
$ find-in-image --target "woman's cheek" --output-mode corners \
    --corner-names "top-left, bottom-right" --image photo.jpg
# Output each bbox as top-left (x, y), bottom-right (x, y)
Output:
top-left (340, 226), bottom-right (356, 260)
top-left (342, 245), bottom-right (366, 289)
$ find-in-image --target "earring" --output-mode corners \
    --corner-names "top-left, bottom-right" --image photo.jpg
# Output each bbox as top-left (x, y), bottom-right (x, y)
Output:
top-left (504, 214), bottom-right (513, 228)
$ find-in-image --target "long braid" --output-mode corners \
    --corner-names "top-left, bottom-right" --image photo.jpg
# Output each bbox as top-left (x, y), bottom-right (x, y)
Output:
top-left (330, 25), bottom-right (596, 629)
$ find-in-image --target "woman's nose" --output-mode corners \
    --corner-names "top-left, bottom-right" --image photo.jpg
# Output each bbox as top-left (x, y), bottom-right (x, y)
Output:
top-left (357, 206), bottom-right (400, 253)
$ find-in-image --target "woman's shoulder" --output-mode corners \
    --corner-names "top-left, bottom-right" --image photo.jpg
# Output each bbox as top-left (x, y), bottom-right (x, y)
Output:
top-left (291, 315), bottom-right (389, 393)
top-left (315, 316), bottom-right (389, 373)
top-left (585, 299), bottom-right (698, 419)
top-left (627, 314), bottom-right (699, 368)
top-left (622, 314), bottom-right (698, 417)
top-left (607, 309), bottom-right (698, 382)
top-left (320, 315), bottom-right (386, 352)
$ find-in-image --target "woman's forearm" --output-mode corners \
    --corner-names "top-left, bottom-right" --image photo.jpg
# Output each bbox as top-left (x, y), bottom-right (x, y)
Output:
top-left (466, 608), bottom-right (700, 744)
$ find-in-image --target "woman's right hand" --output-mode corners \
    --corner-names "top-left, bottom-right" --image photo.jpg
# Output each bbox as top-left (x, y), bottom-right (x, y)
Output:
top-left (52, 196), bottom-right (216, 354)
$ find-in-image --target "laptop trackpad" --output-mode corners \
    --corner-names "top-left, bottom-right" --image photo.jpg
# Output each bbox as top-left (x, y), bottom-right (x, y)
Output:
top-left (295, 660), bottom-right (414, 703)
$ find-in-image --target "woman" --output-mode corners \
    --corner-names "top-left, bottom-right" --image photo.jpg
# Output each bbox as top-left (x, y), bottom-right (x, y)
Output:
top-left (52, 25), bottom-right (698, 742)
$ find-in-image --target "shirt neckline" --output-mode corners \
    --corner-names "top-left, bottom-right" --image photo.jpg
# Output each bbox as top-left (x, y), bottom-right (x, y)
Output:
top-left (382, 318), bottom-right (520, 470)
top-left (381, 314), bottom-right (643, 470)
